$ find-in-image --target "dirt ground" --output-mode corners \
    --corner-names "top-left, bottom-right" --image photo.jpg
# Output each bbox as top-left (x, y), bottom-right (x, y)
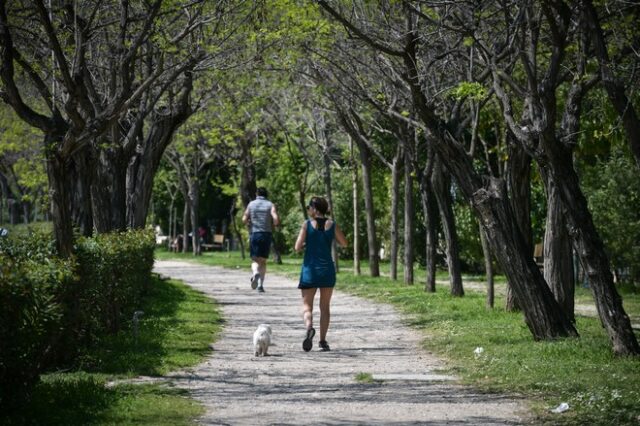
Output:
top-left (153, 260), bottom-right (531, 425)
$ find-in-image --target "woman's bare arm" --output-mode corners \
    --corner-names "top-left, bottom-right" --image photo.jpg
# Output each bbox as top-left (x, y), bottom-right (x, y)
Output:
top-left (334, 223), bottom-right (348, 248)
top-left (294, 221), bottom-right (307, 252)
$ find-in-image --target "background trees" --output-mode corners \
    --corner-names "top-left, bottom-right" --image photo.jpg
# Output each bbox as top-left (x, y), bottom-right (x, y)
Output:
top-left (2, 0), bottom-right (638, 356)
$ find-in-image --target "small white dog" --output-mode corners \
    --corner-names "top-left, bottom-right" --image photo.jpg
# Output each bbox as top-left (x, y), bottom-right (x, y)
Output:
top-left (253, 324), bottom-right (272, 357)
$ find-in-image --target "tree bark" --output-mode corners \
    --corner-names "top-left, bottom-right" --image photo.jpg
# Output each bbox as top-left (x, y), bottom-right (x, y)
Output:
top-left (505, 140), bottom-right (532, 311)
top-left (541, 168), bottom-right (575, 322)
top-left (545, 142), bottom-right (639, 354)
top-left (403, 145), bottom-right (415, 285)
top-left (45, 147), bottom-right (74, 258)
top-left (479, 225), bottom-right (494, 308)
top-left (431, 160), bottom-right (463, 296)
top-left (189, 180), bottom-right (200, 255)
top-left (390, 146), bottom-right (402, 280)
top-left (181, 201), bottom-right (190, 254)
top-left (351, 137), bottom-right (361, 276)
top-left (355, 136), bottom-right (380, 277)
top-left (419, 161), bottom-right (437, 292)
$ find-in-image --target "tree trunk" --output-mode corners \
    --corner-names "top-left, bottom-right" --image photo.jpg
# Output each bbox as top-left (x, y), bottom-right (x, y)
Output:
top-left (505, 139), bottom-right (532, 311)
top-left (240, 140), bottom-right (256, 209)
top-left (45, 149), bottom-right (74, 258)
top-left (431, 160), bottom-right (463, 296)
top-left (230, 197), bottom-right (245, 259)
top-left (322, 139), bottom-right (338, 272)
top-left (403, 146), bottom-right (414, 285)
top-left (546, 144), bottom-right (639, 354)
top-left (71, 148), bottom-right (94, 237)
top-left (479, 225), bottom-right (494, 308)
top-left (189, 180), bottom-right (200, 255)
top-left (182, 201), bottom-right (190, 254)
top-left (351, 137), bottom-right (361, 276)
top-left (541, 168), bottom-right (575, 322)
top-left (355, 137), bottom-right (380, 277)
top-left (419, 158), bottom-right (437, 292)
top-left (390, 147), bottom-right (402, 280)
top-left (92, 143), bottom-right (127, 233)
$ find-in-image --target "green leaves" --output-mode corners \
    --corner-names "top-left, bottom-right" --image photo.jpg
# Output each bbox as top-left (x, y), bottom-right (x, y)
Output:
top-left (446, 82), bottom-right (488, 101)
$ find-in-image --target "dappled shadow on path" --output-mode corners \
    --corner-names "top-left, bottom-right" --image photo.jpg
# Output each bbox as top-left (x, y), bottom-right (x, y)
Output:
top-left (155, 260), bottom-right (528, 426)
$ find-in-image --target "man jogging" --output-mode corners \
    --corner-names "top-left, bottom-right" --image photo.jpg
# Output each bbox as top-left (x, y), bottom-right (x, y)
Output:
top-left (242, 187), bottom-right (280, 292)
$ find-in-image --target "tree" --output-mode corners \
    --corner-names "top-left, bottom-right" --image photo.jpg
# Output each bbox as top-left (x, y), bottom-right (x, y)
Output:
top-left (316, 0), bottom-right (578, 342)
top-left (482, 0), bottom-right (638, 354)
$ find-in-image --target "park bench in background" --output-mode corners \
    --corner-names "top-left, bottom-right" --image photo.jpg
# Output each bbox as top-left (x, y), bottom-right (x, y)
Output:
top-left (534, 243), bottom-right (544, 271)
top-left (202, 234), bottom-right (228, 251)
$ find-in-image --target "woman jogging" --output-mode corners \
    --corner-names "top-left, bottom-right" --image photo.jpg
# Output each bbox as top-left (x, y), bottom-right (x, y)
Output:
top-left (294, 196), bottom-right (348, 352)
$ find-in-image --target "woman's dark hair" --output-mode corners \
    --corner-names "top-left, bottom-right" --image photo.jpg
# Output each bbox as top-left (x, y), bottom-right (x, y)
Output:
top-left (256, 187), bottom-right (268, 197)
top-left (308, 196), bottom-right (329, 215)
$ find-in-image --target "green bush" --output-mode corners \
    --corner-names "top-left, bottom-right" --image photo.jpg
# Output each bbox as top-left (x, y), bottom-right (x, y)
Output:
top-left (74, 229), bottom-right (155, 337)
top-left (0, 228), bottom-right (155, 412)
top-left (0, 245), bottom-right (75, 411)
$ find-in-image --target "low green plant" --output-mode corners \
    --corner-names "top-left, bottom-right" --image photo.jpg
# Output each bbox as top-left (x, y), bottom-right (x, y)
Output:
top-left (354, 372), bottom-right (375, 383)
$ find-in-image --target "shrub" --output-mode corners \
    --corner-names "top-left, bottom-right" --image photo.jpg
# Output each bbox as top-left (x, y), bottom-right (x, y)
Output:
top-left (74, 229), bottom-right (155, 338)
top-left (0, 228), bottom-right (155, 411)
top-left (0, 239), bottom-right (75, 411)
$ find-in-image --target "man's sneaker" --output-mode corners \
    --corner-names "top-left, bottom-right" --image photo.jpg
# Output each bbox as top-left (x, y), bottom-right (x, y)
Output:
top-left (319, 340), bottom-right (330, 351)
top-left (251, 273), bottom-right (260, 289)
top-left (302, 327), bottom-right (315, 352)
top-left (257, 285), bottom-right (265, 293)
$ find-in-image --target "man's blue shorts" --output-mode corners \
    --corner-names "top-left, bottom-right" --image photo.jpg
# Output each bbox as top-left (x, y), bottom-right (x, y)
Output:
top-left (250, 232), bottom-right (272, 258)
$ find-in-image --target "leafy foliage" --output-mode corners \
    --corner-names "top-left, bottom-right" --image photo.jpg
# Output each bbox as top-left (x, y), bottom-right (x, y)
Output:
top-left (581, 147), bottom-right (640, 282)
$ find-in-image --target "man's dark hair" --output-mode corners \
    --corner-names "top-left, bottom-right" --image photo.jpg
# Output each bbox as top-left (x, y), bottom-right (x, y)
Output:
top-left (256, 187), bottom-right (268, 198)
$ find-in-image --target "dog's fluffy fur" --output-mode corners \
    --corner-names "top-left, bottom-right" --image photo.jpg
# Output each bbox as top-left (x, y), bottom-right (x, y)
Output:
top-left (253, 324), bottom-right (272, 357)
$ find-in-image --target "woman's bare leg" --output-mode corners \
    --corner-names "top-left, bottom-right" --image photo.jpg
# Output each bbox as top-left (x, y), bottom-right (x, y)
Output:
top-left (301, 288), bottom-right (317, 330)
top-left (319, 287), bottom-right (334, 341)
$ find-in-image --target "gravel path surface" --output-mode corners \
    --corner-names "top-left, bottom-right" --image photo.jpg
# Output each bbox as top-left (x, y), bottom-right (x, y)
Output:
top-left (154, 260), bottom-right (530, 425)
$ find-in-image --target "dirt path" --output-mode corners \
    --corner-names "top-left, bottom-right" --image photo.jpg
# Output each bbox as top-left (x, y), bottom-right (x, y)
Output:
top-left (154, 260), bottom-right (530, 425)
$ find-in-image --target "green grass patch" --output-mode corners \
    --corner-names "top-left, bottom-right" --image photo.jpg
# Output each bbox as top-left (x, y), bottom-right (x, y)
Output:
top-left (5, 275), bottom-right (221, 425)
top-left (161, 249), bottom-right (640, 425)
top-left (354, 372), bottom-right (376, 383)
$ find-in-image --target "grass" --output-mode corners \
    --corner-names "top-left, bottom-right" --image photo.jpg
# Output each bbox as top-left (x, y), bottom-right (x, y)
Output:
top-left (5, 275), bottom-right (222, 425)
top-left (354, 372), bottom-right (376, 383)
top-left (160, 248), bottom-right (640, 425)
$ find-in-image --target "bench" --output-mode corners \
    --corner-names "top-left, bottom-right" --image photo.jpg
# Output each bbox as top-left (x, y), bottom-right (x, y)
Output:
top-left (533, 242), bottom-right (544, 270)
top-left (202, 234), bottom-right (227, 251)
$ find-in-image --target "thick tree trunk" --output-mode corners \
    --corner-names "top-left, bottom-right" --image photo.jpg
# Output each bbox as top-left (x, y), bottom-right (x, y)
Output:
top-left (473, 177), bottom-right (578, 339)
top-left (403, 147), bottom-right (415, 285)
top-left (431, 160), bottom-right (463, 296)
top-left (92, 144), bottom-right (127, 233)
top-left (546, 144), bottom-right (639, 354)
top-left (355, 138), bottom-right (380, 277)
top-left (45, 150), bottom-right (74, 258)
top-left (419, 156), bottom-right (437, 292)
top-left (71, 148), bottom-right (94, 237)
top-left (505, 140), bottom-right (532, 311)
top-left (390, 148), bottom-right (402, 280)
top-left (541, 168), bottom-right (575, 322)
